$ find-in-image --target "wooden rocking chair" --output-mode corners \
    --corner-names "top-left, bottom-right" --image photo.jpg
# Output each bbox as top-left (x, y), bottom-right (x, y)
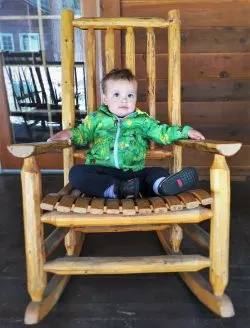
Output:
top-left (8, 9), bottom-right (242, 325)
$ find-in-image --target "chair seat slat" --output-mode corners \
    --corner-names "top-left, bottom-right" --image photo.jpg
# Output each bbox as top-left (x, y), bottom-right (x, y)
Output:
top-left (56, 195), bottom-right (76, 213)
top-left (163, 195), bottom-right (183, 211)
top-left (188, 189), bottom-right (213, 206)
top-left (136, 199), bottom-right (152, 214)
top-left (177, 192), bottom-right (200, 209)
top-left (90, 198), bottom-right (105, 214)
top-left (121, 199), bottom-right (137, 215)
top-left (73, 196), bottom-right (91, 213)
top-left (41, 193), bottom-right (62, 211)
top-left (149, 197), bottom-right (169, 213)
top-left (106, 199), bottom-right (120, 214)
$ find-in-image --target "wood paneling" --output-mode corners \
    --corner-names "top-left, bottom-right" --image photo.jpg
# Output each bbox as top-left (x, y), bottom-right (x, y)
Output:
top-left (137, 80), bottom-right (250, 102)
top-left (122, 2), bottom-right (250, 28)
top-left (123, 28), bottom-right (250, 54)
top-left (126, 53), bottom-right (250, 81)
top-left (137, 101), bottom-right (250, 126)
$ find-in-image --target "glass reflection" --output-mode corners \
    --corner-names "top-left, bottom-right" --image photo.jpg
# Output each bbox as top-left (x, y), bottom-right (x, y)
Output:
top-left (42, 0), bottom-right (81, 16)
top-left (5, 62), bottom-right (86, 143)
top-left (0, 0), bottom-right (38, 16)
top-left (43, 19), bottom-right (83, 62)
top-left (0, 0), bottom-right (85, 144)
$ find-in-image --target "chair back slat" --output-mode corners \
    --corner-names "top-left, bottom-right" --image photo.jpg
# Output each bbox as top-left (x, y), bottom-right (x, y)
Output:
top-left (125, 27), bottom-right (135, 75)
top-left (105, 28), bottom-right (115, 73)
top-left (147, 28), bottom-right (156, 120)
top-left (61, 10), bottom-right (75, 129)
top-left (168, 11), bottom-right (181, 126)
top-left (146, 27), bottom-right (156, 150)
top-left (86, 28), bottom-right (96, 114)
top-left (167, 10), bottom-right (181, 173)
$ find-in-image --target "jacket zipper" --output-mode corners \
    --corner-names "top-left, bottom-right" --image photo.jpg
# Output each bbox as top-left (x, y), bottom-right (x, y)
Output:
top-left (114, 117), bottom-right (122, 169)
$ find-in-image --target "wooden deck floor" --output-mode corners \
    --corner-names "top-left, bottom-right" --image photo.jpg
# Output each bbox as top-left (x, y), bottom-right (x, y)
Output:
top-left (0, 174), bottom-right (250, 328)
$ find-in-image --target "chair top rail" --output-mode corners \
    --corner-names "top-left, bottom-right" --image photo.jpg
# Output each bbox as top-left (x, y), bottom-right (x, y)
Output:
top-left (73, 17), bottom-right (170, 30)
top-left (176, 139), bottom-right (242, 157)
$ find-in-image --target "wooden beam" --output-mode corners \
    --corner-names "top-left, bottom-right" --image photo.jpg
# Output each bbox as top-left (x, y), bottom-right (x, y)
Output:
top-left (176, 139), bottom-right (242, 157)
top-left (7, 141), bottom-right (70, 158)
top-left (73, 17), bottom-right (169, 29)
top-left (41, 206), bottom-right (212, 227)
top-left (44, 255), bottom-right (210, 275)
top-left (210, 155), bottom-right (230, 296)
top-left (21, 157), bottom-right (47, 302)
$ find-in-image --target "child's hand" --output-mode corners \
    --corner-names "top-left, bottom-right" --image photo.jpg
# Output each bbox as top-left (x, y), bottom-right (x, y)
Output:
top-left (47, 129), bottom-right (72, 143)
top-left (188, 129), bottom-right (205, 140)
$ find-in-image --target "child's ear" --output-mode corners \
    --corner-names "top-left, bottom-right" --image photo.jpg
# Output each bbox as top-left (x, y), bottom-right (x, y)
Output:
top-left (102, 94), bottom-right (107, 105)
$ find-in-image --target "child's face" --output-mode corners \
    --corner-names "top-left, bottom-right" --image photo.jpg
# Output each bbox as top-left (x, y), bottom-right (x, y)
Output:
top-left (103, 79), bottom-right (137, 117)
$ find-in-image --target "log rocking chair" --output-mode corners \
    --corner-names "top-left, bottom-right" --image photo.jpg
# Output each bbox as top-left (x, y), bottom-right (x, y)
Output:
top-left (8, 9), bottom-right (242, 325)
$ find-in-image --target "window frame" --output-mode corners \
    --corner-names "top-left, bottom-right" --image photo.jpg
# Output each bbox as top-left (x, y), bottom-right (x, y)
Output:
top-left (0, 33), bottom-right (15, 51)
top-left (19, 32), bottom-right (40, 52)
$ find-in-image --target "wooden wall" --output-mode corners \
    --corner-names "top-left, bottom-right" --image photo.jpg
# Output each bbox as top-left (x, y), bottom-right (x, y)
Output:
top-left (101, 0), bottom-right (250, 180)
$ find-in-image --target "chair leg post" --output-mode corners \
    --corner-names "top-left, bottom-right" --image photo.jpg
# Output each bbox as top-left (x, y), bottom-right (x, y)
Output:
top-left (21, 157), bottom-right (47, 302)
top-left (65, 228), bottom-right (77, 256)
top-left (209, 154), bottom-right (230, 296)
top-left (170, 224), bottom-right (183, 253)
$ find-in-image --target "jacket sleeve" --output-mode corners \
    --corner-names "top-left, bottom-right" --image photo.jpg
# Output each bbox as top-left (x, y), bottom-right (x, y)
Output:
top-left (144, 116), bottom-right (192, 145)
top-left (69, 114), bottom-right (96, 146)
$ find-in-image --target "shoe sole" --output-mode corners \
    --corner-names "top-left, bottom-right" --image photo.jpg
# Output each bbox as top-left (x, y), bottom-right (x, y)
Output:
top-left (158, 167), bottom-right (198, 196)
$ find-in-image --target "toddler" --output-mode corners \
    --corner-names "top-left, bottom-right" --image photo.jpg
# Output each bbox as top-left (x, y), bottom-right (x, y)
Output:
top-left (48, 68), bottom-right (205, 199)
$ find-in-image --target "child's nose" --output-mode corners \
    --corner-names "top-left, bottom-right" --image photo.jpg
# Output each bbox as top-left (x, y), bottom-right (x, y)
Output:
top-left (121, 97), bottom-right (127, 102)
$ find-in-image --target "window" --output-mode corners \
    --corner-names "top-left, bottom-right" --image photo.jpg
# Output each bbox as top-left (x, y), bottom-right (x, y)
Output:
top-left (0, 33), bottom-right (14, 51)
top-left (19, 33), bottom-right (40, 52)
top-left (24, 0), bottom-right (49, 13)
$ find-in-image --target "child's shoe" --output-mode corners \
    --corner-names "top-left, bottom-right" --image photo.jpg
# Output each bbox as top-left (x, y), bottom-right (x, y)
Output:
top-left (158, 167), bottom-right (198, 196)
top-left (115, 178), bottom-right (140, 199)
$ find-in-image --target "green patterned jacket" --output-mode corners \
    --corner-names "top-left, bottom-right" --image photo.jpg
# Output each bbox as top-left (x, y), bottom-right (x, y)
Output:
top-left (70, 104), bottom-right (192, 171)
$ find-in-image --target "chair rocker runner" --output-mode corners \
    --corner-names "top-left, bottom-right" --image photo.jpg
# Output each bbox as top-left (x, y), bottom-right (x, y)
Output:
top-left (7, 9), bottom-right (242, 325)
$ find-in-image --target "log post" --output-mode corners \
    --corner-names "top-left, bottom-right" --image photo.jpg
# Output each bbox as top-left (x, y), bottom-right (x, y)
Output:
top-left (209, 154), bottom-right (230, 296)
top-left (105, 28), bottom-right (115, 73)
top-left (21, 157), bottom-right (47, 301)
top-left (168, 9), bottom-right (181, 174)
top-left (61, 9), bottom-right (75, 185)
top-left (64, 229), bottom-right (77, 256)
top-left (170, 224), bottom-right (183, 253)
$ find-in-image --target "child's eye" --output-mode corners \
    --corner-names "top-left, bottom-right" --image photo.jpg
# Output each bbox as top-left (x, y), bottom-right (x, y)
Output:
top-left (128, 93), bottom-right (134, 98)
top-left (113, 92), bottom-right (119, 98)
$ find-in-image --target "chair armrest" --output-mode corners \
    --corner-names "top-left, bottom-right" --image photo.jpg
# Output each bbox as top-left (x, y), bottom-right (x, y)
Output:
top-left (175, 139), bottom-right (242, 157)
top-left (7, 140), bottom-right (71, 158)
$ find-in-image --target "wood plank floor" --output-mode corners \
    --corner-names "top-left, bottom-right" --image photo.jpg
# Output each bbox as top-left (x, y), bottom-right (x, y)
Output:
top-left (0, 174), bottom-right (250, 328)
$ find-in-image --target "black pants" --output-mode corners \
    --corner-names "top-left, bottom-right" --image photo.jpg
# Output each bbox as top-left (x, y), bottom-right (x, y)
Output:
top-left (69, 164), bottom-right (170, 197)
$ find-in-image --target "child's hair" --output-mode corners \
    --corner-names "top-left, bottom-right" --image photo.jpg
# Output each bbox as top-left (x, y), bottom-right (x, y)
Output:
top-left (101, 68), bottom-right (136, 94)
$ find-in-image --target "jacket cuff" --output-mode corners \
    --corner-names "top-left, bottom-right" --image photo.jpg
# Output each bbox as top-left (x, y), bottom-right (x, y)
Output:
top-left (182, 125), bottom-right (192, 139)
top-left (69, 128), bottom-right (83, 145)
